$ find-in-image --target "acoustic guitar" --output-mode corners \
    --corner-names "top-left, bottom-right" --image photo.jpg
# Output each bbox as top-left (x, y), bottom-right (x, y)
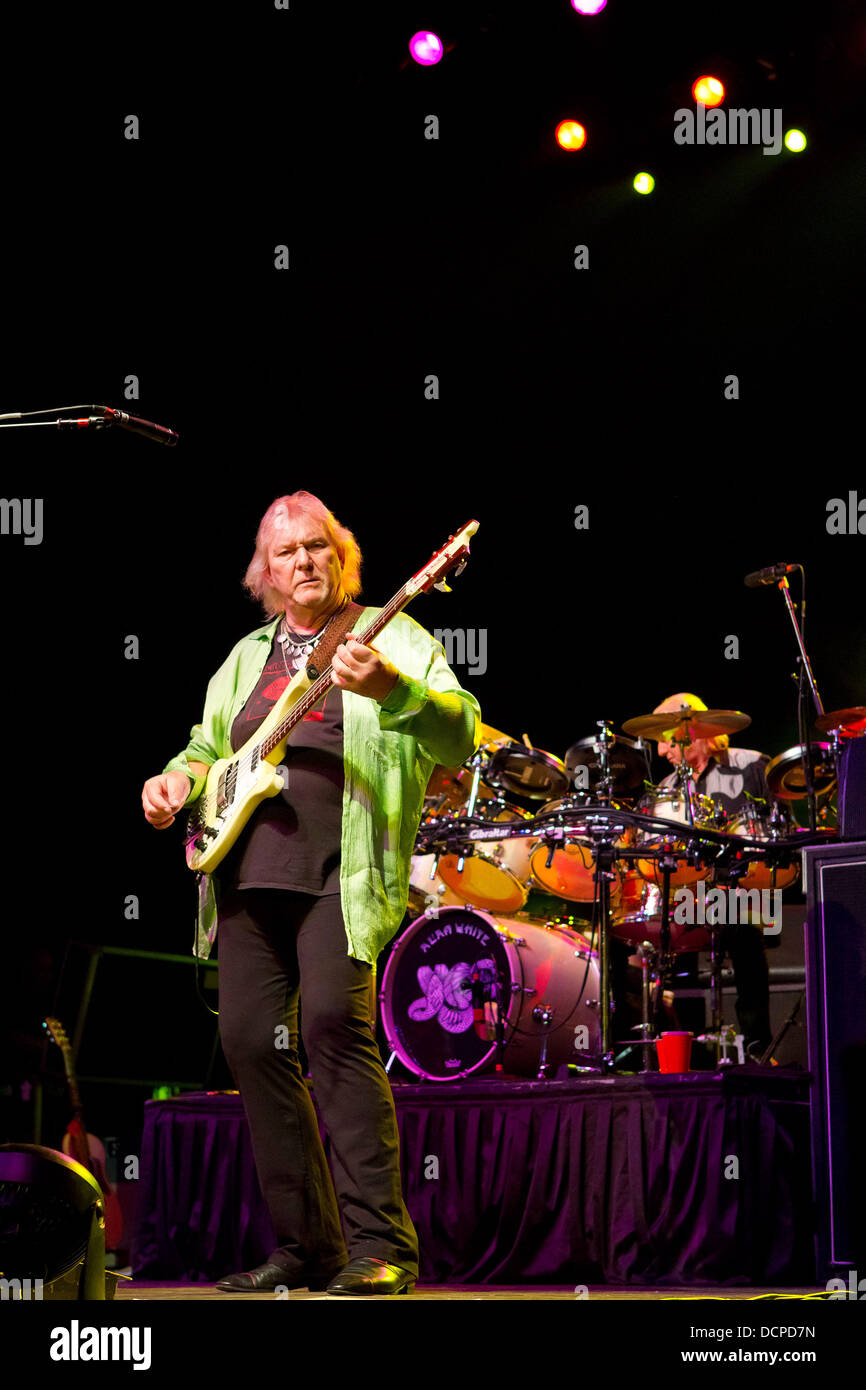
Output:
top-left (43, 1015), bottom-right (124, 1250)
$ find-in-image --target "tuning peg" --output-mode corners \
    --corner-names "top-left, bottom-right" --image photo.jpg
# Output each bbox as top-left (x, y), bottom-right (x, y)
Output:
top-left (433, 578), bottom-right (452, 593)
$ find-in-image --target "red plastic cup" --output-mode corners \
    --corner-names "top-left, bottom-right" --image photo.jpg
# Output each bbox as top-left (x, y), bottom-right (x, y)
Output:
top-left (656, 1031), bottom-right (694, 1072)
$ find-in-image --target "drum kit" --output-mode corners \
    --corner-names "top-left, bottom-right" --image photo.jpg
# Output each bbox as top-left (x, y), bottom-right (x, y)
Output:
top-left (379, 703), bottom-right (859, 1083)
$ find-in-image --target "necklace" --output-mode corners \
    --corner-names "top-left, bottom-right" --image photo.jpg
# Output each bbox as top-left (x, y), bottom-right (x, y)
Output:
top-left (276, 600), bottom-right (346, 676)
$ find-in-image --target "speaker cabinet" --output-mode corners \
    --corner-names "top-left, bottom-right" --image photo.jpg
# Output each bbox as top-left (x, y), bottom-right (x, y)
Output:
top-left (804, 840), bottom-right (866, 1280)
top-left (839, 737), bottom-right (866, 838)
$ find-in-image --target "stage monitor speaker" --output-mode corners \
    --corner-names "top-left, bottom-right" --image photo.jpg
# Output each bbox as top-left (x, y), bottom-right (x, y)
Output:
top-left (839, 736), bottom-right (866, 838)
top-left (803, 840), bottom-right (866, 1282)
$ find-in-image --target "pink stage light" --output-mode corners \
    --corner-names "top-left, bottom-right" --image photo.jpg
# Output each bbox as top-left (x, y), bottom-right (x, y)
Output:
top-left (409, 31), bottom-right (444, 66)
top-left (571, 1), bottom-right (608, 14)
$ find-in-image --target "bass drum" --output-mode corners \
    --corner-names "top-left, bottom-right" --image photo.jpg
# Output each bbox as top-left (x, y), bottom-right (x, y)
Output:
top-left (379, 905), bottom-right (600, 1081)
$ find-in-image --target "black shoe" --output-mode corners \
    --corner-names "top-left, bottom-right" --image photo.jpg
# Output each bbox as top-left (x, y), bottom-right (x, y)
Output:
top-left (325, 1257), bottom-right (415, 1296)
top-left (215, 1261), bottom-right (339, 1292)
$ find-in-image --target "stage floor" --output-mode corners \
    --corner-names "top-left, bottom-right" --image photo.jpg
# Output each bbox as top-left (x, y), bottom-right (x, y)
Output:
top-left (115, 1280), bottom-right (825, 1302)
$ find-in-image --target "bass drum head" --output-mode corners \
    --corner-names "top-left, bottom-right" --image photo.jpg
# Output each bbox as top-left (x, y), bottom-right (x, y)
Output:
top-left (379, 905), bottom-right (601, 1080)
top-left (379, 906), bottom-right (514, 1080)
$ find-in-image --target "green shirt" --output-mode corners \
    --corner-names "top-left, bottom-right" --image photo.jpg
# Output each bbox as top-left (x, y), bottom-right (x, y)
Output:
top-left (162, 607), bottom-right (481, 965)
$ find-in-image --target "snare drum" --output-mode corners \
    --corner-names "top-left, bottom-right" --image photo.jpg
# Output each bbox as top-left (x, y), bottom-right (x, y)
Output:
top-left (635, 788), bottom-right (712, 888)
top-left (437, 801), bottom-right (534, 913)
top-left (725, 803), bottom-right (800, 891)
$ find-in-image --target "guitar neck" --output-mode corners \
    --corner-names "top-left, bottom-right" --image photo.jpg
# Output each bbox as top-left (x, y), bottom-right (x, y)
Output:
top-left (258, 583), bottom-right (412, 760)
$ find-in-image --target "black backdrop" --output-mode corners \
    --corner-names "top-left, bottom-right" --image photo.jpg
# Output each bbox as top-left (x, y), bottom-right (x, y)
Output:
top-left (1, 0), bottom-right (863, 1147)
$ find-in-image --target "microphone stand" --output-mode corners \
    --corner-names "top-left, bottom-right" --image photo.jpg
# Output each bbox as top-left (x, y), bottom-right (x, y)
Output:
top-left (775, 571), bottom-right (824, 832)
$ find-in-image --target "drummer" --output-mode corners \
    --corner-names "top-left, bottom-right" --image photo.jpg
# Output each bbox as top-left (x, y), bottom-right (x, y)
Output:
top-left (654, 692), bottom-right (771, 815)
top-left (652, 692), bottom-right (773, 1061)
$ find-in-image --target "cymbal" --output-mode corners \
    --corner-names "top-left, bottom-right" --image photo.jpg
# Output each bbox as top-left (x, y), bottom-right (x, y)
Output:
top-left (766, 742), bottom-right (837, 800)
top-left (426, 724), bottom-right (516, 810)
top-left (623, 710), bottom-right (752, 742)
top-left (478, 723), bottom-right (514, 750)
top-left (815, 706), bottom-right (866, 736)
top-left (565, 734), bottom-right (646, 796)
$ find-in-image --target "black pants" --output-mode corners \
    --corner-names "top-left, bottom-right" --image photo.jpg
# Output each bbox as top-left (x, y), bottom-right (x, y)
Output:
top-left (721, 922), bottom-right (772, 1050)
top-left (216, 886), bottom-right (418, 1279)
top-left (610, 925), bottom-right (772, 1052)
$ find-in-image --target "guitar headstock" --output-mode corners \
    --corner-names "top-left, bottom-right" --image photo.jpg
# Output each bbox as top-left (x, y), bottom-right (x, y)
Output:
top-left (406, 520), bottom-right (479, 598)
top-left (44, 1015), bottom-right (71, 1055)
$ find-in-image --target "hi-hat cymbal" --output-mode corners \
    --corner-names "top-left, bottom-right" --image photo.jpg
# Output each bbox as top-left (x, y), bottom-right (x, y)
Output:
top-left (623, 710), bottom-right (752, 742)
top-left (815, 706), bottom-right (866, 736)
top-left (766, 742), bottom-right (837, 800)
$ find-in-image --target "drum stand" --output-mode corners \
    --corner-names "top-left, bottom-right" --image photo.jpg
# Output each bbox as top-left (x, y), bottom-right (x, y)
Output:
top-left (587, 720), bottom-right (683, 1073)
top-left (705, 925), bottom-right (727, 1067)
top-left (589, 830), bottom-right (619, 1071)
top-left (628, 943), bottom-right (661, 1072)
top-left (585, 722), bottom-right (620, 1072)
top-left (696, 857), bottom-right (745, 1067)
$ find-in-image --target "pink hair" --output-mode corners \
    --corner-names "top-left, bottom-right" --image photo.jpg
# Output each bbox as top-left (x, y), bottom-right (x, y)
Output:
top-left (243, 491), bottom-right (363, 619)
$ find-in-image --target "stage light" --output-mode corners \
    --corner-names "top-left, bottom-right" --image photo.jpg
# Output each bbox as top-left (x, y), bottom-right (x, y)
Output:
top-left (692, 76), bottom-right (725, 107)
top-left (633, 173), bottom-right (655, 194)
top-left (0, 1144), bottom-right (115, 1300)
top-left (784, 129), bottom-right (807, 152)
top-left (409, 31), bottom-right (443, 66)
top-left (556, 120), bottom-right (587, 151)
top-left (571, 0), bottom-right (607, 13)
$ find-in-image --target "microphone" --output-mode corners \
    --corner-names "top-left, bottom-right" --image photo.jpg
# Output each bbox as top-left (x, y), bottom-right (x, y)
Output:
top-left (54, 406), bottom-right (179, 446)
top-left (744, 563), bottom-right (798, 588)
top-left (470, 973), bottom-right (487, 1040)
top-left (102, 407), bottom-right (179, 446)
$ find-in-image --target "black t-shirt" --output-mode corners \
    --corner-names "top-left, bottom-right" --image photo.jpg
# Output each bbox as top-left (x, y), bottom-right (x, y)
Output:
top-left (661, 747), bottom-right (771, 817)
top-left (218, 628), bottom-right (344, 894)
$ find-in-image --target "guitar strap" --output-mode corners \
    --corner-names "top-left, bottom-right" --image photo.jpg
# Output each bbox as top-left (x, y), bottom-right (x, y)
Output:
top-left (304, 599), bottom-right (366, 680)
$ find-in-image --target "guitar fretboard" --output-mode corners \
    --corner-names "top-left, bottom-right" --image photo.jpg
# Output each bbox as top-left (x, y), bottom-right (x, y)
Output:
top-left (258, 583), bottom-right (410, 759)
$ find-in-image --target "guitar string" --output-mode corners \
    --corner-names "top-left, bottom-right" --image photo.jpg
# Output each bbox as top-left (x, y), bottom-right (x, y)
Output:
top-left (189, 593), bottom-right (408, 832)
